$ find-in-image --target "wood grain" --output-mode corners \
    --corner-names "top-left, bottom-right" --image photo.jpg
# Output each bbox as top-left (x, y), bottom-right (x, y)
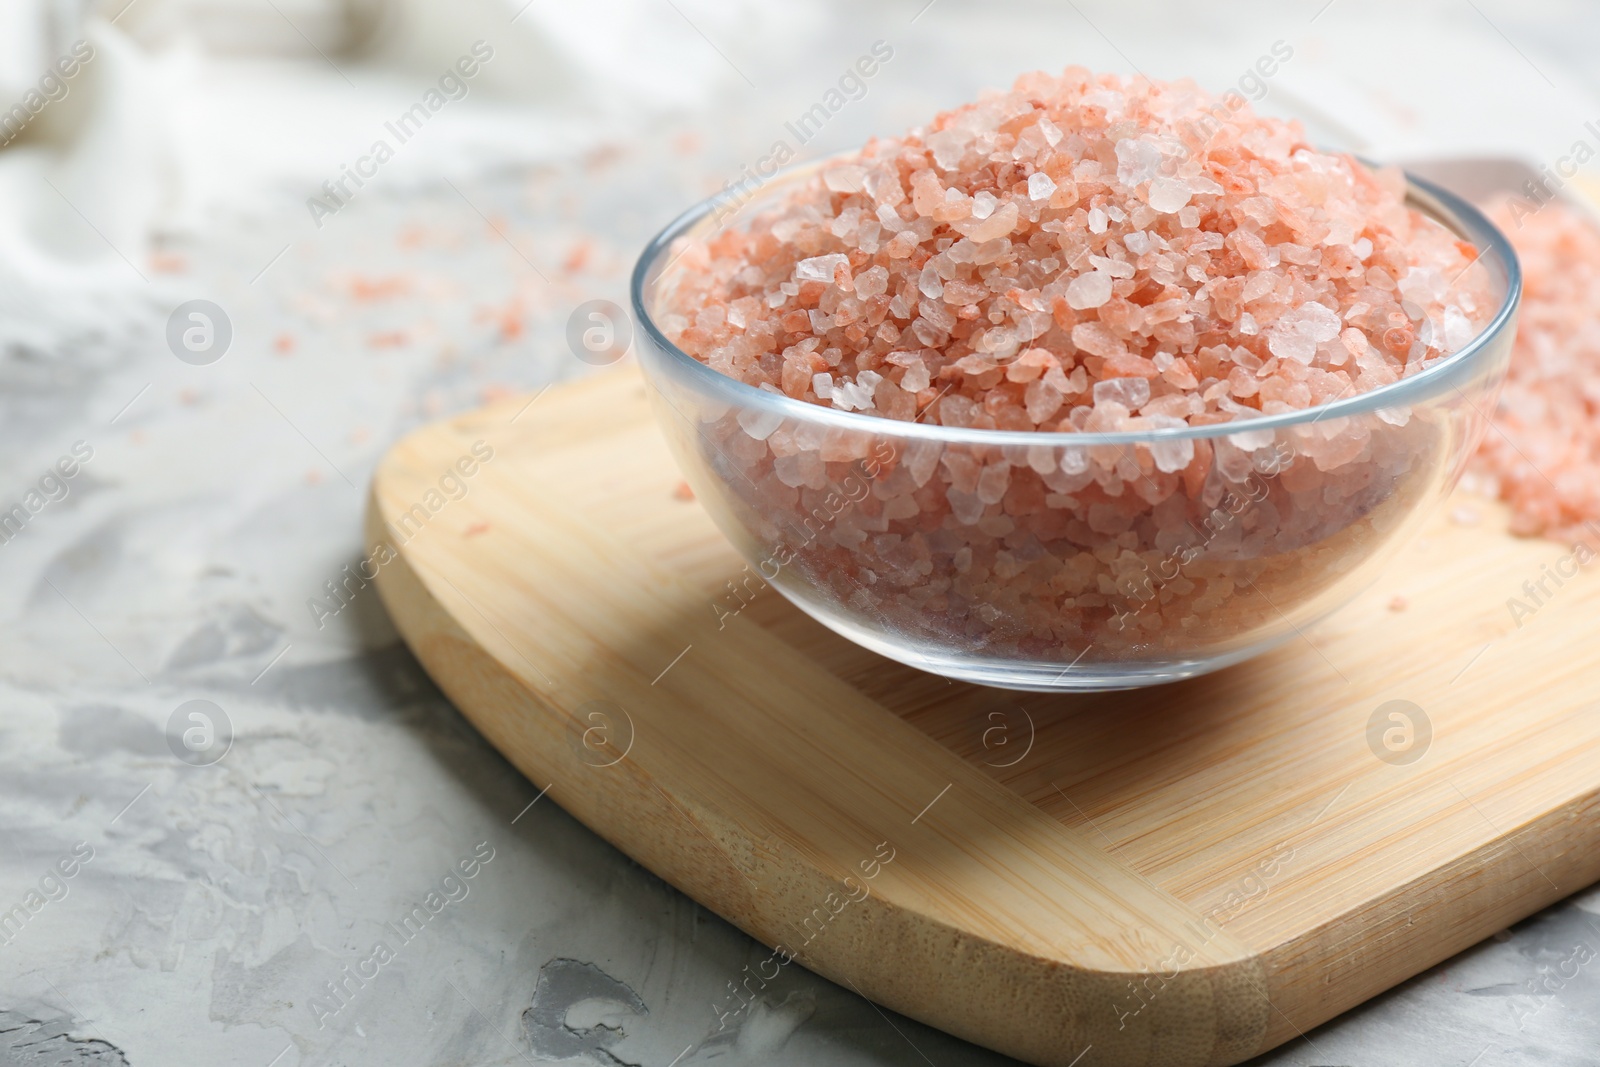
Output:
top-left (367, 367), bottom-right (1600, 1067)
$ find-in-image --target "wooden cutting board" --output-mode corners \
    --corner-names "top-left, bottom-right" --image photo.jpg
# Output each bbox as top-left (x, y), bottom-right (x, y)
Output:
top-left (366, 367), bottom-right (1600, 1067)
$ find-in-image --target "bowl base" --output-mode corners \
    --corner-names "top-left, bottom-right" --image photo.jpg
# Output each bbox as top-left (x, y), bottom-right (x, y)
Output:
top-left (775, 585), bottom-right (1291, 692)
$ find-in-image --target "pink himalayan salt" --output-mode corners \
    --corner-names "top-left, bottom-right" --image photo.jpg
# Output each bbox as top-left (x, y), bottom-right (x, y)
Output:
top-left (665, 68), bottom-right (1491, 432)
top-left (1472, 199), bottom-right (1600, 543)
top-left (658, 69), bottom-right (1498, 663)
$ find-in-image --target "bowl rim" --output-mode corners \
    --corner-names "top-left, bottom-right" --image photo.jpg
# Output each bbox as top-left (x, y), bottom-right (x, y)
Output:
top-left (629, 154), bottom-right (1521, 447)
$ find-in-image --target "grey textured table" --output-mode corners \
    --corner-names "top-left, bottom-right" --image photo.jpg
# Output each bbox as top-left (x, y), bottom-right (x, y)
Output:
top-left (2, 1), bottom-right (1597, 1064)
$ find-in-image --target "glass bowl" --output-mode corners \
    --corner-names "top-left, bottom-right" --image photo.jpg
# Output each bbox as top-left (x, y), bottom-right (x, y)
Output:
top-left (630, 162), bottom-right (1519, 691)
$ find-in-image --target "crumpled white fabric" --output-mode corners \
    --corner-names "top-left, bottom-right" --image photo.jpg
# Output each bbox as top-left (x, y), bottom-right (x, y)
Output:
top-left (0, 0), bottom-right (762, 306)
top-left (0, 22), bottom-right (170, 286)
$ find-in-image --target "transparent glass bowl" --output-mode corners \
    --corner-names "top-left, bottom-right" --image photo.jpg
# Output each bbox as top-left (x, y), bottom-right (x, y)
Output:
top-left (630, 165), bottom-right (1520, 691)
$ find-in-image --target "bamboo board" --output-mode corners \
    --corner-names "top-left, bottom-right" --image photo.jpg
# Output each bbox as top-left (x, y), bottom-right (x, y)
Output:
top-left (367, 367), bottom-right (1600, 1067)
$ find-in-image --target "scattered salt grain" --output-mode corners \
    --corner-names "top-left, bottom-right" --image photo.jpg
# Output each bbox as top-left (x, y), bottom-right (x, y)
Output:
top-left (1474, 199), bottom-right (1600, 543)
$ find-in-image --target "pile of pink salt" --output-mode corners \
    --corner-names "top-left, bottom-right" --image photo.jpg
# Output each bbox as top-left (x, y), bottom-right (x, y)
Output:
top-left (664, 69), bottom-right (1491, 433)
top-left (654, 69), bottom-right (1501, 662)
top-left (1471, 199), bottom-right (1600, 543)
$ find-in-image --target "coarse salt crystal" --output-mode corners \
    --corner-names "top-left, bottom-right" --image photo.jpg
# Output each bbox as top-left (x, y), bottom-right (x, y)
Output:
top-left (1267, 302), bottom-right (1342, 364)
top-left (1227, 427), bottom-right (1276, 450)
top-left (1058, 447), bottom-right (1089, 475)
top-left (1399, 267), bottom-right (1446, 304)
top-left (1089, 254), bottom-right (1135, 279)
top-left (831, 369), bottom-right (882, 411)
top-left (1147, 177), bottom-right (1192, 214)
top-left (795, 254), bottom-right (850, 284)
top-left (925, 128), bottom-right (968, 170)
top-left (901, 359), bottom-right (931, 393)
top-left (737, 406), bottom-right (783, 440)
top-left (1066, 271), bottom-right (1114, 310)
top-left (976, 462), bottom-right (1011, 504)
top-left (1115, 138), bottom-right (1164, 187)
top-left (1028, 172), bottom-right (1057, 201)
top-left (824, 165), bottom-right (867, 193)
top-left (1082, 89), bottom-right (1125, 116)
top-left (1146, 423), bottom-right (1194, 473)
top-left (1093, 377), bottom-right (1151, 410)
top-left (948, 487), bottom-right (985, 525)
top-left (1300, 302), bottom-right (1343, 340)
top-left (1442, 306), bottom-right (1475, 351)
top-left (1267, 324), bottom-right (1315, 363)
top-left (956, 201), bottom-right (1019, 242)
top-left (855, 265), bottom-right (890, 299)
top-left (1376, 406), bottom-right (1411, 426)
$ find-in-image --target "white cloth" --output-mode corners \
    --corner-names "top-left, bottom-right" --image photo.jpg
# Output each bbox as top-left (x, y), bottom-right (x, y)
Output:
top-left (0, 0), bottom-right (764, 319)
